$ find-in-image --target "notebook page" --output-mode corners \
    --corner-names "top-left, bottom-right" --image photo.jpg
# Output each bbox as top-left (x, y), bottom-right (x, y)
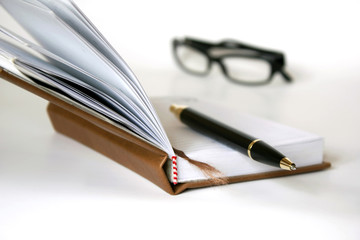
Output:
top-left (1, 0), bottom-right (174, 156)
top-left (0, 52), bottom-right (28, 80)
top-left (35, 0), bottom-right (171, 150)
top-left (0, 0), bottom-right (166, 143)
top-left (60, 0), bottom-right (142, 90)
top-left (1, 0), bottom-right (138, 104)
top-left (2, 26), bottom-right (176, 152)
top-left (0, 36), bottom-right (164, 145)
top-left (53, 0), bottom-right (171, 151)
top-left (152, 97), bottom-right (323, 183)
top-left (0, 28), bottom-right (163, 138)
top-left (0, 53), bottom-right (166, 152)
top-left (36, 0), bottom-right (144, 97)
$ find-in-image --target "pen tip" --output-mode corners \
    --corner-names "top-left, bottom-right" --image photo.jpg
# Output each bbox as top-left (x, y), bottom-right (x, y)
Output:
top-left (280, 157), bottom-right (297, 171)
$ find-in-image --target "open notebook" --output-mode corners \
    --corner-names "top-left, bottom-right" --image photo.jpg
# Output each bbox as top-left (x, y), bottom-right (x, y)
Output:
top-left (0, 0), bottom-right (328, 192)
top-left (152, 97), bottom-right (324, 183)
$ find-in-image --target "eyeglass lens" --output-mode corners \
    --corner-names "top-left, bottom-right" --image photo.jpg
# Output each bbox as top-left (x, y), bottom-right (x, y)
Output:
top-left (175, 42), bottom-right (273, 84)
top-left (222, 57), bottom-right (271, 83)
top-left (175, 45), bottom-right (209, 74)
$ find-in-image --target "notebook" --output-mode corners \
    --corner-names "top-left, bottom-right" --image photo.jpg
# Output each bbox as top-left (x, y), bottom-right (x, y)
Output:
top-left (0, 0), bottom-right (329, 194)
top-left (152, 97), bottom-right (324, 183)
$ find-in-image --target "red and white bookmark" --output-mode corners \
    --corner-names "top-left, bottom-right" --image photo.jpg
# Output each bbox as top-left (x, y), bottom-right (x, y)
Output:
top-left (172, 155), bottom-right (178, 185)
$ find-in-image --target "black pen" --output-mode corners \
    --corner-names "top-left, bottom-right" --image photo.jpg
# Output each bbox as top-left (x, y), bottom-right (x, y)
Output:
top-left (170, 104), bottom-right (297, 171)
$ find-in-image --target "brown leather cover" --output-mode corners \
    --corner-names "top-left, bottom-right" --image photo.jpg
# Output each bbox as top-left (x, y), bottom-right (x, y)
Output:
top-left (0, 68), bottom-right (331, 195)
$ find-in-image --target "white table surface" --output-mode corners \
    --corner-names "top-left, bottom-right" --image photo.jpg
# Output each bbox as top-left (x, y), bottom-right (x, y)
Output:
top-left (1, 0), bottom-right (359, 239)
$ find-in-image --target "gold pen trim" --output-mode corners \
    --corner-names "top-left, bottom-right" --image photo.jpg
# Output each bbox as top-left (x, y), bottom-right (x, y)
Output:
top-left (247, 139), bottom-right (261, 160)
top-left (280, 157), bottom-right (297, 171)
top-left (170, 104), bottom-right (187, 119)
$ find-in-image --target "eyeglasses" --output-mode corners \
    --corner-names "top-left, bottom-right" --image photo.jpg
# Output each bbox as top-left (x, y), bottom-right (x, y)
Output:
top-left (172, 37), bottom-right (292, 85)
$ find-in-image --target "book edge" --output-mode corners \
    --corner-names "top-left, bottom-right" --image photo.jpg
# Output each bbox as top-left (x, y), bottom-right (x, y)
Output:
top-left (173, 161), bottom-right (331, 194)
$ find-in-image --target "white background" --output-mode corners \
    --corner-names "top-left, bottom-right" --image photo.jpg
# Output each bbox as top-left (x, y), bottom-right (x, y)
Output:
top-left (1, 0), bottom-right (360, 239)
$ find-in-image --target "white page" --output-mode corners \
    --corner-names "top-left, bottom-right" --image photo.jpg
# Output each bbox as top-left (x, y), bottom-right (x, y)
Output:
top-left (1, 0), bottom-right (136, 103)
top-left (59, 0), bottom-right (168, 140)
top-left (16, 61), bottom-right (163, 146)
top-left (36, 0), bottom-right (144, 96)
top-left (1, 0), bottom-right (174, 155)
top-left (0, 34), bottom-right (151, 134)
top-left (0, 48), bottom-right (163, 150)
top-left (0, 34), bottom-right (170, 152)
top-left (0, 51), bottom-right (29, 80)
top-left (38, 0), bottom-right (171, 152)
top-left (0, 37), bottom-right (152, 138)
top-left (0, 26), bottom-right (172, 149)
top-left (37, 0), bottom-right (171, 152)
top-left (0, 0), bottom-right (170, 147)
top-left (58, 0), bottom-right (142, 90)
top-left (1, 0), bottom-right (177, 158)
top-left (152, 97), bottom-right (324, 183)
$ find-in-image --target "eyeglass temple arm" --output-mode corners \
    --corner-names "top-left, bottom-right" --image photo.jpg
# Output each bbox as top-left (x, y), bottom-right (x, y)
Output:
top-left (279, 69), bottom-right (292, 82)
top-left (273, 54), bottom-right (292, 82)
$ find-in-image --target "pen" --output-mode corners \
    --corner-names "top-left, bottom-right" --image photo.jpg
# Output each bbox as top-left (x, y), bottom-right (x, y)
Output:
top-left (170, 104), bottom-right (297, 171)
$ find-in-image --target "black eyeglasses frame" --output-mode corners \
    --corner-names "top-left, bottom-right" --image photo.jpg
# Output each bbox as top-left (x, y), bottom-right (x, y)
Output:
top-left (172, 37), bottom-right (292, 85)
